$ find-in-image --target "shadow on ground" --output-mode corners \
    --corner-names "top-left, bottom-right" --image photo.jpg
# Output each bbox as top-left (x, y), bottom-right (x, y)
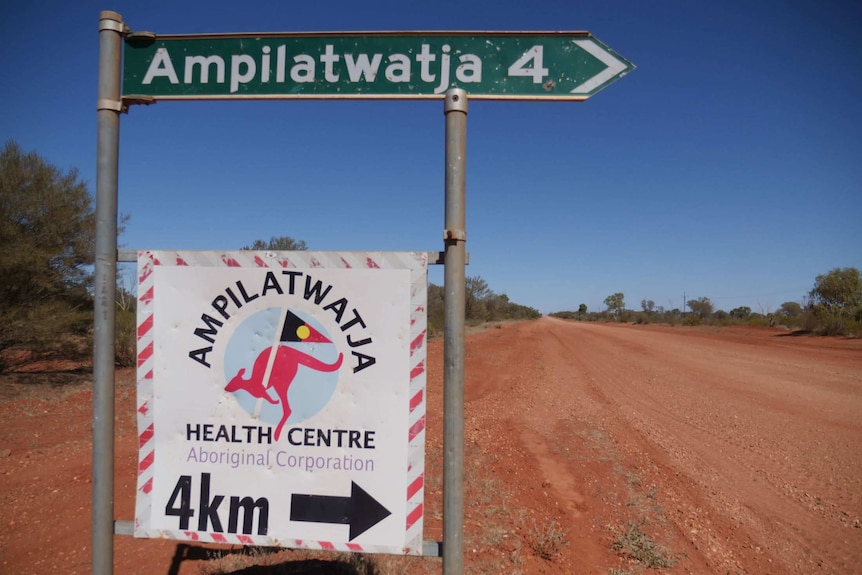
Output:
top-left (168, 544), bottom-right (374, 575)
top-left (4, 367), bottom-right (91, 384)
top-left (219, 561), bottom-right (368, 574)
top-left (0, 365), bottom-right (93, 400)
top-left (775, 330), bottom-right (813, 337)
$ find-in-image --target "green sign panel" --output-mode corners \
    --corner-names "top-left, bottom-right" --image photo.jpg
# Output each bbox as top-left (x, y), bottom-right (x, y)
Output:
top-left (122, 32), bottom-right (633, 101)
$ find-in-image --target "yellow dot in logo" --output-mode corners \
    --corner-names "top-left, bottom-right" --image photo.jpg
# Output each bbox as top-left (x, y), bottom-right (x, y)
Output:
top-left (296, 325), bottom-right (311, 340)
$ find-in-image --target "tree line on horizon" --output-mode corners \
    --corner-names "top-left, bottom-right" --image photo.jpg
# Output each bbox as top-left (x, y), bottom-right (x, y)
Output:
top-left (427, 276), bottom-right (541, 337)
top-left (0, 141), bottom-right (538, 373)
top-left (551, 268), bottom-right (862, 337)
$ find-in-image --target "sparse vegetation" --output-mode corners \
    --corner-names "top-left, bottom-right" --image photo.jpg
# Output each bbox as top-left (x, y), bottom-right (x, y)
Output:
top-left (612, 521), bottom-right (676, 569)
top-left (115, 307), bottom-right (137, 367)
top-left (197, 546), bottom-right (283, 574)
top-left (525, 519), bottom-right (569, 561)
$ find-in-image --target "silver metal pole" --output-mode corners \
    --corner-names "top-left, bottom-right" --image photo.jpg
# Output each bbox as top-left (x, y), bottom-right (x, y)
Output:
top-left (442, 88), bottom-right (467, 575)
top-left (94, 10), bottom-right (123, 575)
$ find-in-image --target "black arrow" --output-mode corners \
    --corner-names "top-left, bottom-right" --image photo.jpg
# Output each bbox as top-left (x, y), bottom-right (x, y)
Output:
top-left (290, 481), bottom-right (391, 541)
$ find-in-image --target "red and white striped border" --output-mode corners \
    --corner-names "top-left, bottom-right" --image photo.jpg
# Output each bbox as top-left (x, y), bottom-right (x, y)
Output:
top-left (134, 250), bottom-right (427, 555)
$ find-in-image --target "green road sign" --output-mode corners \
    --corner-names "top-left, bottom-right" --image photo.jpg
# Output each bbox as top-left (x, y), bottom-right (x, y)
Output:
top-left (122, 31), bottom-right (634, 101)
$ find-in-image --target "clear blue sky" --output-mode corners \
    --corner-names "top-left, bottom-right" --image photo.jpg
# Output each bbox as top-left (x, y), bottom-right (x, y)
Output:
top-left (2, 1), bottom-right (860, 314)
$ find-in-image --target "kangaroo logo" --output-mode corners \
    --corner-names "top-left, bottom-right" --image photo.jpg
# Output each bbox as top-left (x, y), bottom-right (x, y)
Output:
top-left (223, 308), bottom-right (343, 440)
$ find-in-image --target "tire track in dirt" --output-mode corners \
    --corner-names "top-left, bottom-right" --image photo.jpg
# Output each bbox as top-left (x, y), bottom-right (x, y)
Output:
top-left (539, 320), bottom-right (729, 572)
top-left (465, 320), bottom-right (721, 572)
top-left (516, 427), bottom-right (588, 519)
top-left (463, 321), bottom-right (619, 572)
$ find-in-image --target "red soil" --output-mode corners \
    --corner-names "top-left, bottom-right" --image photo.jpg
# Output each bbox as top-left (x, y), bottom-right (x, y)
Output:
top-left (1, 318), bottom-right (860, 574)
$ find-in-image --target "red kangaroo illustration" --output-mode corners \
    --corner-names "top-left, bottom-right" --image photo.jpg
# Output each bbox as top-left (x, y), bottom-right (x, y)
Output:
top-left (225, 345), bottom-right (343, 440)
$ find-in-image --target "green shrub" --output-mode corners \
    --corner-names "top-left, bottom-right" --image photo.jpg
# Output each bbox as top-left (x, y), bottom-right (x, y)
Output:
top-left (116, 308), bottom-right (137, 367)
top-left (526, 519), bottom-right (569, 561)
top-left (683, 315), bottom-right (701, 326)
top-left (612, 522), bottom-right (675, 568)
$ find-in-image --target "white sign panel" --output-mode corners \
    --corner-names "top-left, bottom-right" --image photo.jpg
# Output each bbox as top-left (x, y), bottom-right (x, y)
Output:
top-left (134, 251), bottom-right (427, 554)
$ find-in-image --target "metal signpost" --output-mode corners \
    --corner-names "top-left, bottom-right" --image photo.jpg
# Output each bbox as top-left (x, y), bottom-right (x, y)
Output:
top-left (94, 12), bottom-right (633, 575)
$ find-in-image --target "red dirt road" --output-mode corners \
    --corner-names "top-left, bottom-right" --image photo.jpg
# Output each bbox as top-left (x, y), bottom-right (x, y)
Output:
top-left (457, 319), bottom-right (862, 574)
top-left (1, 318), bottom-right (860, 574)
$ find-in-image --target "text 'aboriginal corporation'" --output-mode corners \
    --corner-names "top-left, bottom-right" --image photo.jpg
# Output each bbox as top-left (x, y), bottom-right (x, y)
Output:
top-left (187, 445), bottom-right (376, 473)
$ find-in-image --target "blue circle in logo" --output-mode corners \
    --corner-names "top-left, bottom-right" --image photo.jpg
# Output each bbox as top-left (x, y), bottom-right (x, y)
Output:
top-left (223, 308), bottom-right (341, 433)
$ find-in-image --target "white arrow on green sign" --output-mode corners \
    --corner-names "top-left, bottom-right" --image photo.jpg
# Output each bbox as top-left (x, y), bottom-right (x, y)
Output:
top-left (122, 31), bottom-right (634, 101)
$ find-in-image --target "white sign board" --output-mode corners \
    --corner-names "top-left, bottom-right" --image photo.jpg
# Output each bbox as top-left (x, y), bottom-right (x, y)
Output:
top-left (134, 250), bottom-right (427, 554)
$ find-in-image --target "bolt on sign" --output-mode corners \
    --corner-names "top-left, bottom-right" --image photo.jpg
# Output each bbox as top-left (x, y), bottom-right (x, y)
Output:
top-left (122, 31), bottom-right (634, 100)
top-left (135, 250), bottom-right (427, 554)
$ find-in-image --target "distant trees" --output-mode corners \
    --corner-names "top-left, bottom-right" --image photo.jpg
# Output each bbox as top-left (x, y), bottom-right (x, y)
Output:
top-left (242, 236), bottom-right (307, 251)
top-left (465, 276), bottom-right (492, 320)
top-left (808, 267), bottom-right (862, 334)
top-left (0, 141), bottom-right (97, 370)
top-left (550, 268), bottom-right (862, 336)
top-left (427, 283), bottom-right (445, 335)
top-left (777, 302), bottom-right (802, 318)
top-left (426, 275), bottom-right (540, 335)
top-left (809, 268), bottom-right (861, 313)
top-left (730, 306), bottom-right (752, 320)
top-left (687, 297), bottom-right (714, 320)
top-left (465, 275), bottom-right (540, 323)
top-left (604, 292), bottom-right (625, 316)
